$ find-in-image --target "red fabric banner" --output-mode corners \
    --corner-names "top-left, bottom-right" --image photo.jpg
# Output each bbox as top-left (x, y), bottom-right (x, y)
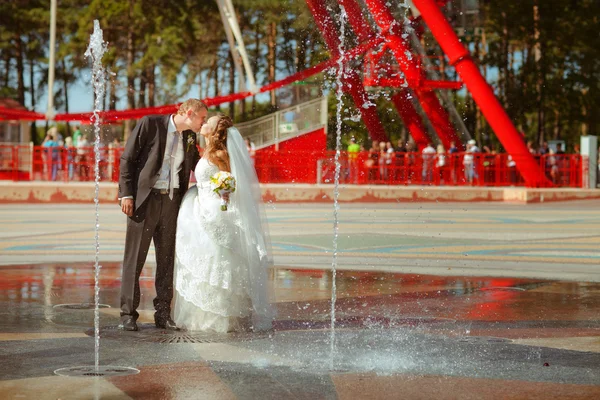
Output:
top-left (0, 107), bottom-right (46, 121)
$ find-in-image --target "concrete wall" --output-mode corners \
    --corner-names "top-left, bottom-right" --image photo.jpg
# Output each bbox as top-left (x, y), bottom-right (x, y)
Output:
top-left (1, 181), bottom-right (599, 204)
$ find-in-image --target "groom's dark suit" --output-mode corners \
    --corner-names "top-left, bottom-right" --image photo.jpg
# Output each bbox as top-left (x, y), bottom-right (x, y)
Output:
top-left (118, 114), bottom-right (200, 324)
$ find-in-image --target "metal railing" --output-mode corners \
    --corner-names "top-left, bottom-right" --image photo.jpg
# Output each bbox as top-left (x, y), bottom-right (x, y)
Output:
top-left (0, 144), bottom-right (587, 188)
top-left (236, 97), bottom-right (328, 149)
top-left (312, 152), bottom-right (584, 187)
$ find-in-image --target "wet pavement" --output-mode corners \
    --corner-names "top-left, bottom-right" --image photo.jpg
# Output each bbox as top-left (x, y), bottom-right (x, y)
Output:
top-left (1, 202), bottom-right (600, 398)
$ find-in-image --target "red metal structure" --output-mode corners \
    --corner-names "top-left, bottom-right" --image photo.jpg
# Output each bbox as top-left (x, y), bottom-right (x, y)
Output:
top-left (362, 0), bottom-right (464, 151)
top-left (304, 0), bottom-right (389, 144)
top-left (338, 0), bottom-right (432, 150)
top-left (306, 0), bottom-right (548, 186)
top-left (0, 0), bottom-right (551, 187)
top-left (410, 0), bottom-right (550, 186)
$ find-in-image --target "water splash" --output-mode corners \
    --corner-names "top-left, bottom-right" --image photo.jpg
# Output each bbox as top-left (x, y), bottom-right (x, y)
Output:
top-left (330, 4), bottom-right (348, 369)
top-left (84, 19), bottom-right (107, 372)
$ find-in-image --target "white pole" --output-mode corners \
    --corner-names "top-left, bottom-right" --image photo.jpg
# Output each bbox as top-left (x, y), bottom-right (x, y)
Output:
top-left (580, 135), bottom-right (598, 189)
top-left (46, 0), bottom-right (57, 120)
top-left (216, 0), bottom-right (247, 92)
top-left (217, 0), bottom-right (259, 93)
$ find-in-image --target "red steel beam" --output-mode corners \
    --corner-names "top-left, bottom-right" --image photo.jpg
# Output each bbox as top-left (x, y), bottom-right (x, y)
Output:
top-left (305, 0), bottom-right (389, 143)
top-left (412, 0), bottom-right (551, 187)
top-left (390, 92), bottom-right (430, 148)
top-left (363, 0), bottom-right (464, 151)
top-left (339, 0), bottom-right (431, 149)
top-left (423, 80), bottom-right (463, 90)
top-left (338, 0), bottom-right (375, 43)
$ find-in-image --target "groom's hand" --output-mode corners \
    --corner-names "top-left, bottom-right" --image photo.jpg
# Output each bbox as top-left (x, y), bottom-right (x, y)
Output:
top-left (121, 198), bottom-right (134, 217)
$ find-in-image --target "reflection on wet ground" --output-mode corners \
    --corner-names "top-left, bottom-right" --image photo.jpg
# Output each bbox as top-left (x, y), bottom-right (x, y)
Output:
top-left (0, 262), bottom-right (599, 399)
top-left (1, 202), bottom-right (600, 398)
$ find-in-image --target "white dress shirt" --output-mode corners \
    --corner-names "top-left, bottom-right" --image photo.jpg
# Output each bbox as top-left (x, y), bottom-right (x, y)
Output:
top-left (154, 115), bottom-right (185, 190)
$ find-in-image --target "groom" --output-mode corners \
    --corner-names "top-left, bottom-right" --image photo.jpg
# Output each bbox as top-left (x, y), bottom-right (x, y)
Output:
top-left (118, 99), bottom-right (207, 331)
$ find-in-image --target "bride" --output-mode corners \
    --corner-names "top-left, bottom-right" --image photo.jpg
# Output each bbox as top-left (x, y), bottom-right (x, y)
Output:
top-left (172, 114), bottom-right (274, 333)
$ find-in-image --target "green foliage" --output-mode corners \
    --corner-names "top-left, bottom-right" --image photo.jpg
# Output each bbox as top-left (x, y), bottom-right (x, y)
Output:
top-left (476, 0), bottom-right (600, 145)
top-left (0, 0), bottom-right (597, 150)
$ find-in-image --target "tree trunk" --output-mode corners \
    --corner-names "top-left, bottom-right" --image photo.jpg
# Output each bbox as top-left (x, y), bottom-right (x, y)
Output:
top-left (138, 68), bottom-right (147, 108)
top-left (241, 96), bottom-right (247, 120)
top-left (126, 0), bottom-right (135, 110)
top-left (587, 94), bottom-right (595, 136)
top-left (14, 34), bottom-right (25, 106)
top-left (61, 59), bottom-right (71, 136)
top-left (60, 59), bottom-right (69, 114)
top-left (109, 66), bottom-right (117, 110)
top-left (198, 69), bottom-right (203, 100)
top-left (3, 51), bottom-right (10, 88)
top-left (294, 34), bottom-right (308, 104)
top-left (218, 56), bottom-right (226, 101)
top-left (533, 0), bottom-right (545, 145)
top-left (148, 65), bottom-right (155, 107)
top-left (29, 55), bottom-right (35, 109)
top-left (501, 11), bottom-right (509, 108)
top-left (479, 30), bottom-right (487, 79)
top-left (472, 34), bottom-right (482, 142)
top-left (103, 78), bottom-right (108, 111)
top-left (581, 99), bottom-right (588, 136)
top-left (29, 54), bottom-right (37, 143)
top-left (107, 78), bottom-right (114, 110)
top-left (553, 109), bottom-right (560, 140)
top-left (308, 31), bottom-right (317, 66)
top-left (124, 0), bottom-right (136, 142)
top-left (267, 21), bottom-right (277, 110)
top-left (203, 69), bottom-right (210, 99)
top-left (251, 20), bottom-right (261, 117)
top-left (229, 52), bottom-right (235, 119)
top-left (213, 57), bottom-right (220, 111)
top-left (508, 44), bottom-right (515, 113)
top-left (296, 34), bottom-right (307, 72)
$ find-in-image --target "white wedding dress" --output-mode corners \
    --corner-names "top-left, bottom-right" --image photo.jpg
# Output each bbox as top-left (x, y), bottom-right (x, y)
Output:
top-left (172, 128), bottom-right (273, 333)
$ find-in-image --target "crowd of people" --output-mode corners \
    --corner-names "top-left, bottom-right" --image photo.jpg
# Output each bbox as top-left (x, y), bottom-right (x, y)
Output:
top-left (345, 137), bottom-right (583, 186)
top-left (24, 126), bottom-right (591, 188)
top-left (40, 125), bottom-right (121, 181)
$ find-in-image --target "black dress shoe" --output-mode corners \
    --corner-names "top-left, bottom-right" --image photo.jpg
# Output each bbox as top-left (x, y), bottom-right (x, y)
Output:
top-left (118, 317), bottom-right (138, 331)
top-left (155, 316), bottom-right (180, 330)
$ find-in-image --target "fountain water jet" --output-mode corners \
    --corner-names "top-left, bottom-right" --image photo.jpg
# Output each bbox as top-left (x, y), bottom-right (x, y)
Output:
top-left (329, 3), bottom-right (348, 370)
top-left (84, 18), bottom-right (106, 372)
top-left (54, 20), bottom-right (138, 378)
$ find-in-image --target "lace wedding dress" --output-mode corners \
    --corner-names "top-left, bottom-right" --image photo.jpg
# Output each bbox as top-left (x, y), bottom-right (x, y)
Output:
top-left (173, 150), bottom-right (273, 333)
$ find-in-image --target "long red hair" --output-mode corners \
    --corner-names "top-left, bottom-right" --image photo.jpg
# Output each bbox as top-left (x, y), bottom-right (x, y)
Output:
top-left (204, 114), bottom-right (233, 169)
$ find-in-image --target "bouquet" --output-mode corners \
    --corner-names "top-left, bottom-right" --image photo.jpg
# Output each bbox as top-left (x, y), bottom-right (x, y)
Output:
top-left (210, 171), bottom-right (236, 211)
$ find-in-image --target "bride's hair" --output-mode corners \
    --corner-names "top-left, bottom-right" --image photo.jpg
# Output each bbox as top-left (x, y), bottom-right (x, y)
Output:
top-left (205, 113), bottom-right (234, 168)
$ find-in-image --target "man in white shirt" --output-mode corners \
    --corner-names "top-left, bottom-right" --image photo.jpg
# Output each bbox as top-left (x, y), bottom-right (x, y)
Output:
top-left (118, 99), bottom-right (207, 331)
top-left (421, 142), bottom-right (436, 183)
top-left (463, 139), bottom-right (480, 183)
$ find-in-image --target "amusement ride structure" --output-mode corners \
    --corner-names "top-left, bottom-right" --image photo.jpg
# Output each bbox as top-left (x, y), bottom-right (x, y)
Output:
top-left (0, 0), bottom-right (551, 187)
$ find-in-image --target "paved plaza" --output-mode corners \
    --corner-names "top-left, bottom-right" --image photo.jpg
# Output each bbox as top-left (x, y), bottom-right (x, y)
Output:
top-left (0, 201), bottom-right (599, 398)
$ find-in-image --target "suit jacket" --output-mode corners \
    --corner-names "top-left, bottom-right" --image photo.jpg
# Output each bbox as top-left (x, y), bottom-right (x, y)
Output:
top-left (118, 114), bottom-right (200, 216)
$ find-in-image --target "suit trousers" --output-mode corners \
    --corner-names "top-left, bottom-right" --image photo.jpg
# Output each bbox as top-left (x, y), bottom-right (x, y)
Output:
top-left (120, 189), bottom-right (182, 321)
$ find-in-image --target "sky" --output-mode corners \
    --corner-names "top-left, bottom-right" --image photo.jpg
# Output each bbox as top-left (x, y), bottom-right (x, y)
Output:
top-left (27, 58), bottom-right (273, 118)
top-left (28, 70), bottom-right (206, 115)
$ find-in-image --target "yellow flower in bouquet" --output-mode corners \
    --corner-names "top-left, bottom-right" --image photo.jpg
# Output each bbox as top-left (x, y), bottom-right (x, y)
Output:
top-left (210, 171), bottom-right (236, 211)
